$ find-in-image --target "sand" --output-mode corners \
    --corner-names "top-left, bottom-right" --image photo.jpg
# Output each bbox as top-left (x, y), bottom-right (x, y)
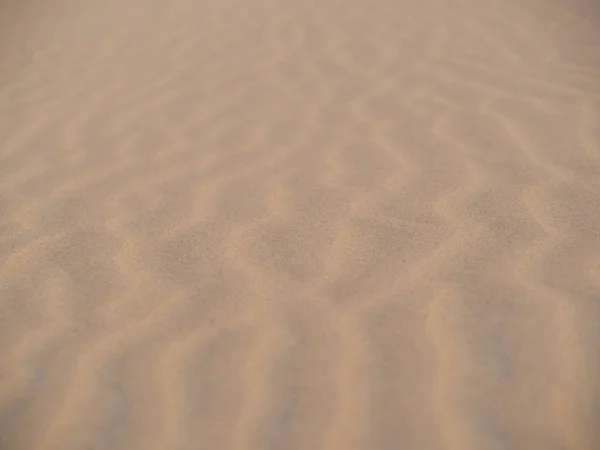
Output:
top-left (1, 0), bottom-right (599, 449)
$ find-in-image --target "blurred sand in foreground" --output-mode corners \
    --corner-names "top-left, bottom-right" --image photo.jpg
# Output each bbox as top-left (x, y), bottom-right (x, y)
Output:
top-left (1, 0), bottom-right (600, 449)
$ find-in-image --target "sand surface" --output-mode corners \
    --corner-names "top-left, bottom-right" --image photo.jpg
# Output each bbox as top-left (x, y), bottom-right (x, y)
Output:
top-left (1, 0), bottom-right (600, 449)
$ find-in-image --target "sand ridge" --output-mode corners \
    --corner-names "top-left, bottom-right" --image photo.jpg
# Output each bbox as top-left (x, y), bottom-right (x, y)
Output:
top-left (1, 0), bottom-right (600, 449)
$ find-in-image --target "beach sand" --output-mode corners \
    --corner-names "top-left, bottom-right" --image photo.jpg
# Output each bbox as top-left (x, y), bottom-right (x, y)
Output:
top-left (1, 0), bottom-right (599, 449)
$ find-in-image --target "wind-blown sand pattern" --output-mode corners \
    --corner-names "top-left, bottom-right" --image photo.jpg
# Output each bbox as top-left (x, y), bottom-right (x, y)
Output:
top-left (1, 0), bottom-right (600, 449)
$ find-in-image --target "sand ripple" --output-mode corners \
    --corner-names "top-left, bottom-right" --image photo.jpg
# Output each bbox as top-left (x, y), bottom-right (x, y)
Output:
top-left (1, 0), bottom-right (599, 449)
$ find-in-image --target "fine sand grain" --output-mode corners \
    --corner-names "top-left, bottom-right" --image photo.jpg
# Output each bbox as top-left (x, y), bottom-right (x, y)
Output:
top-left (1, 0), bottom-right (600, 449)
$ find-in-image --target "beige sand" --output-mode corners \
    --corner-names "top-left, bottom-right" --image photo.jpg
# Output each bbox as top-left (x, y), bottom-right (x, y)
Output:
top-left (1, 0), bottom-right (600, 449)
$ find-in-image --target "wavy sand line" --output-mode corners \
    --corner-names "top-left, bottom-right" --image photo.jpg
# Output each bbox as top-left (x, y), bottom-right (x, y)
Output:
top-left (320, 314), bottom-right (368, 450)
top-left (426, 288), bottom-right (478, 450)
top-left (515, 186), bottom-right (596, 449)
top-left (419, 172), bottom-right (487, 450)
top-left (484, 83), bottom-right (599, 448)
top-left (0, 267), bottom-right (67, 416)
top-left (303, 111), bottom-right (486, 445)
top-left (161, 136), bottom-right (298, 239)
top-left (149, 315), bottom-right (256, 450)
top-left (302, 223), bottom-right (368, 450)
top-left (229, 322), bottom-right (285, 450)
top-left (341, 117), bottom-right (486, 316)
top-left (376, 112), bottom-right (496, 448)
top-left (219, 179), bottom-right (298, 448)
top-left (35, 289), bottom-right (187, 450)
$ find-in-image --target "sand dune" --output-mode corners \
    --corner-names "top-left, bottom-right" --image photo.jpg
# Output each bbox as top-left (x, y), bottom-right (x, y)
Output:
top-left (1, 0), bottom-right (600, 449)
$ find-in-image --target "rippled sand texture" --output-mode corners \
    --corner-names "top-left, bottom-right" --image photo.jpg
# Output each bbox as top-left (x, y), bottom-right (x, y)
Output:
top-left (1, 0), bottom-right (600, 449)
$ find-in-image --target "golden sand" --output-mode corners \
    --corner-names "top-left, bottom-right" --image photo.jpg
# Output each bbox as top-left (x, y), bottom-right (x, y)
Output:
top-left (1, 0), bottom-right (599, 449)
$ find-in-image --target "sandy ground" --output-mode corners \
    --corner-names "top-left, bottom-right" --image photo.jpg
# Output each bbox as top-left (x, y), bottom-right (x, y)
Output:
top-left (1, 0), bottom-right (600, 449)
